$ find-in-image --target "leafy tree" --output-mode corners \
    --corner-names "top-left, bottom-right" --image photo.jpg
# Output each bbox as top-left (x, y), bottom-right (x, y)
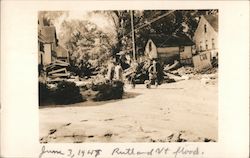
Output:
top-left (59, 20), bottom-right (112, 67)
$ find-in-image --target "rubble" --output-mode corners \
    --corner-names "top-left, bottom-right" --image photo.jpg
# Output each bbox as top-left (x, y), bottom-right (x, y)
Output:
top-left (165, 73), bottom-right (189, 82)
top-left (163, 64), bottom-right (218, 83)
top-left (163, 60), bottom-right (181, 72)
top-left (45, 60), bottom-right (70, 82)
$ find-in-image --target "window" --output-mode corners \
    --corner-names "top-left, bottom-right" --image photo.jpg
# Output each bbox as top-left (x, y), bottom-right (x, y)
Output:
top-left (205, 40), bottom-right (208, 50)
top-left (179, 46), bottom-right (185, 52)
top-left (204, 24), bottom-right (207, 33)
top-left (212, 38), bottom-right (215, 49)
top-left (199, 41), bottom-right (203, 51)
top-left (40, 54), bottom-right (43, 66)
top-left (39, 42), bottom-right (44, 52)
top-left (200, 54), bottom-right (207, 60)
top-left (149, 41), bottom-right (152, 52)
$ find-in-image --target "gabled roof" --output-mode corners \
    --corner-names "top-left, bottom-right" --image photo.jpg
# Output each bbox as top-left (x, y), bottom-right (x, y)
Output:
top-left (55, 45), bottom-right (68, 58)
top-left (203, 15), bottom-right (218, 32)
top-left (148, 34), bottom-right (194, 47)
top-left (38, 26), bottom-right (57, 43)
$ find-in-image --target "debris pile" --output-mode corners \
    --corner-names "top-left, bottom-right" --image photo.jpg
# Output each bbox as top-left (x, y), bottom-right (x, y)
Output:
top-left (163, 64), bottom-right (218, 83)
top-left (171, 66), bottom-right (196, 76)
top-left (45, 60), bottom-right (70, 83)
top-left (163, 60), bottom-right (181, 72)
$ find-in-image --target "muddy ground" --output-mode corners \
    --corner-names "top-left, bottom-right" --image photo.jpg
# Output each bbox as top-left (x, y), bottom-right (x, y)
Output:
top-left (40, 79), bottom-right (217, 143)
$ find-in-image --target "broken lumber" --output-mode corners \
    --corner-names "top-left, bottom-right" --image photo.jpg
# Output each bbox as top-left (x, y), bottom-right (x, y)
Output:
top-left (164, 60), bottom-right (180, 72)
top-left (55, 60), bottom-right (69, 66)
top-left (50, 72), bottom-right (70, 77)
top-left (48, 68), bottom-right (67, 75)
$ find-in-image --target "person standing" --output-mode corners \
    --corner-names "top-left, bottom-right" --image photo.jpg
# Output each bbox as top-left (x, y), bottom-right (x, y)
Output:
top-left (148, 59), bottom-right (158, 88)
top-left (130, 60), bottom-right (139, 88)
top-left (106, 59), bottom-right (115, 83)
top-left (114, 62), bottom-right (123, 81)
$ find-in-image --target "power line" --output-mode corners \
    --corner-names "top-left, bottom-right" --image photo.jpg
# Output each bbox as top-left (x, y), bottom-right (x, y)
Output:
top-left (116, 10), bottom-right (176, 52)
top-left (135, 10), bottom-right (175, 31)
top-left (122, 10), bottom-right (175, 40)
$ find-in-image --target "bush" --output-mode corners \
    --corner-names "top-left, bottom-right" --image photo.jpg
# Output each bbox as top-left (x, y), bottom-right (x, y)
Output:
top-left (92, 80), bottom-right (124, 101)
top-left (52, 81), bottom-right (84, 105)
top-left (39, 82), bottom-right (52, 105)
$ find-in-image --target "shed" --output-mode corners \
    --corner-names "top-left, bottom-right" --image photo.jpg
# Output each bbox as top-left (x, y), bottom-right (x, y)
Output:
top-left (144, 34), bottom-right (194, 65)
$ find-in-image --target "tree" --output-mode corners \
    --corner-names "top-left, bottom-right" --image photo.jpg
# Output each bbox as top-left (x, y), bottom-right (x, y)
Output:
top-left (91, 10), bottom-right (134, 59)
top-left (133, 10), bottom-right (218, 53)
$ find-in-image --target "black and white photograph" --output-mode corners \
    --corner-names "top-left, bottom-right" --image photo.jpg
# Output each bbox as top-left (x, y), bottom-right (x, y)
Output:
top-left (38, 10), bottom-right (219, 143)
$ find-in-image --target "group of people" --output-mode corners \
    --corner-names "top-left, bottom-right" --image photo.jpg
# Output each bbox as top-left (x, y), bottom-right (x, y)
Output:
top-left (106, 59), bottom-right (124, 82)
top-left (106, 58), bottom-right (161, 89)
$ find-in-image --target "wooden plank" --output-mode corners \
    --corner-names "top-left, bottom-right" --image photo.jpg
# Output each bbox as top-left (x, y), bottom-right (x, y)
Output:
top-left (55, 59), bottom-right (69, 66)
top-left (48, 68), bottom-right (66, 75)
top-left (48, 78), bottom-right (64, 82)
top-left (51, 73), bottom-right (70, 77)
top-left (55, 63), bottom-right (69, 67)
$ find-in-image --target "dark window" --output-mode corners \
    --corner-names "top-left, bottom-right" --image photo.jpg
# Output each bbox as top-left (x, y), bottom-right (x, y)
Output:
top-left (149, 41), bottom-right (152, 52)
top-left (40, 54), bottom-right (43, 66)
top-left (179, 46), bottom-right (185, 52)
top-left (205, 40), bottom-right (208, 50)
top-left (204, 24), bottom-right (207, 33)
top-left (39, 42), bottom-right (44, 52)
top-left (212, 38), bottom-right (215, 49)
top-left (199, 41), bottom-right (203, 51)
top-left (200, 54), bottom-right (207, 60)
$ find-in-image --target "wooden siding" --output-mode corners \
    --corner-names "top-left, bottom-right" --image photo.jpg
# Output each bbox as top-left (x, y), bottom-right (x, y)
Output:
top-left (192, 51), bottom-right (212, 70)
top-left (193, 16), bottom-right (218, 52)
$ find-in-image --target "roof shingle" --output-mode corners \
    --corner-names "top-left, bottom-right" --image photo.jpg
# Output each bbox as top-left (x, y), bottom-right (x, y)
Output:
top-left (38, 26), bottom-right (57, 43)
top-left (148, 34), bottom-right (194, 47)
top-left (203, 15), bottom-right (218, 32)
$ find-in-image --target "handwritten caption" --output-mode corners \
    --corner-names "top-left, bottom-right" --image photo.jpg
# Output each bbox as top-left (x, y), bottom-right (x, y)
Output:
top-left (39, 145), bottom-right (205, 158)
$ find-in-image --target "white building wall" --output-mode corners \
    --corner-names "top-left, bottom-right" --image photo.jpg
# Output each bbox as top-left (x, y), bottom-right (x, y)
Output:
top-left (193, 16), bottom-right (218, 52)
top-left (179, 46), bottom-right (192, 59)
top-left (44, 43), bottom-right (52, 65)
top-left (144, 39), bottom-right (158, 59)
top-left (157, 47), bottom-right (179, 54)
top-left (192, 51), bottom-right (212, 70)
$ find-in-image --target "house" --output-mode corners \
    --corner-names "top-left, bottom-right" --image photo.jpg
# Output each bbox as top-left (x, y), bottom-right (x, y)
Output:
top-left (144, 34), bottom-right (194, 65)
top-left (192, 14), bottom-right (218, 70)
top-left (193, 14), bottom-right (218, 59)
top-left (38, 16), bottom-right (69, 66)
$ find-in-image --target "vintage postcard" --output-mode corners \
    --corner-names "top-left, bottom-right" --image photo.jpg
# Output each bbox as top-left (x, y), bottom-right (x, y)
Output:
top-left (1, 1), bottom-right (249, 158)
top-left (38, 10), bottom-right (218, 143)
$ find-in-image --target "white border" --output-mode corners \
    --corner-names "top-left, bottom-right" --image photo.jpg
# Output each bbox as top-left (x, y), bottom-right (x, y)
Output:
top-left (1, 1), bottom-right (249, 158)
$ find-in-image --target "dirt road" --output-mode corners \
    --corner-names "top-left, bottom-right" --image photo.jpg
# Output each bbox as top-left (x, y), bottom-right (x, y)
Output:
top-left (40, 79), bottom-right (217, 143)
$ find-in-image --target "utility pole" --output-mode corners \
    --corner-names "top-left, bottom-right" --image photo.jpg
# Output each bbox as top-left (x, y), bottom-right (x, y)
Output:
top-left (130, 10), bottom-right (136, 60)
